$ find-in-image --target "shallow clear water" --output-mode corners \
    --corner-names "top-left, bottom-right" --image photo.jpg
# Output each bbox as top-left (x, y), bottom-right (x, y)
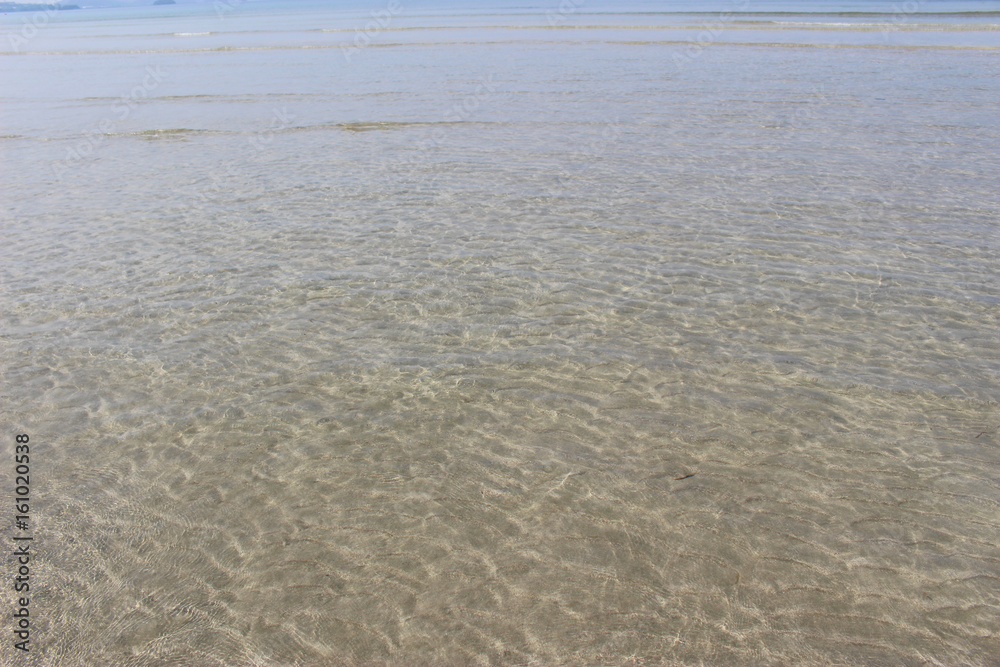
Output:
top-left (1, 1), bottom-right (999, 664)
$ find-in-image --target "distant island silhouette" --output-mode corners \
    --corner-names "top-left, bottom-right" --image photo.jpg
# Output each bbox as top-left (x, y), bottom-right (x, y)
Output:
top-left (153, 0), bottom-right (176, 4)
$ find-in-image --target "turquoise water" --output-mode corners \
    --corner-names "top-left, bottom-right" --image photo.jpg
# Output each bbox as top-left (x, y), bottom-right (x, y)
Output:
top-left (1, 1), bottom-right (999, 664)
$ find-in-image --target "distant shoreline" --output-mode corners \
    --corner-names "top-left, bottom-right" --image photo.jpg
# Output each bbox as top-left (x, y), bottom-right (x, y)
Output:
top-left (0, 2), bottom-right (81, 11)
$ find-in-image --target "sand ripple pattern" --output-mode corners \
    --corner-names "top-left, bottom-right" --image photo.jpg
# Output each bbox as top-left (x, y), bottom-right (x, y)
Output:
top-left (4, 187), bottom-right (998, 664)
top-left (1, 18), bottom-right (999, 667)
